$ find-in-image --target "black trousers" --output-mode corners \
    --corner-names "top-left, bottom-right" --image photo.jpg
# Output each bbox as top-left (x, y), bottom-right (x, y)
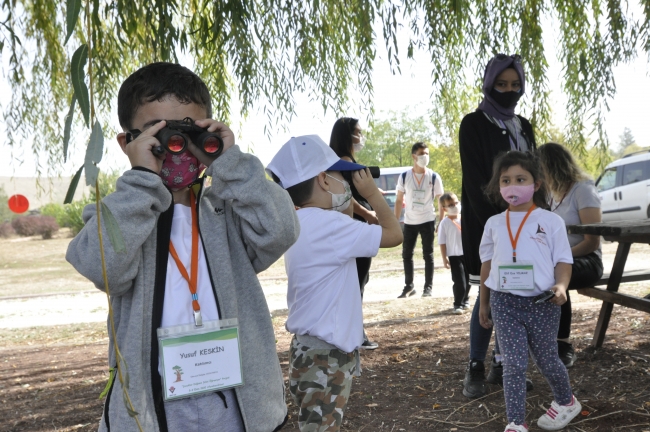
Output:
top-left (449, 255), bottom-right (470, 308)
top-left (402, 221), bottom-right (435, 289)
top-left (558, 252), bottom-right (604, 339)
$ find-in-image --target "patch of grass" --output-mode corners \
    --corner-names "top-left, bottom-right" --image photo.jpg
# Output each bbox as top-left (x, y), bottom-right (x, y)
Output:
top-left (0, 321), bottom-right (107, 349)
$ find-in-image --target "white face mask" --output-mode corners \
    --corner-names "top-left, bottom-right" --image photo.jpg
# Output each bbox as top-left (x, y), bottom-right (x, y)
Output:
top-left (416, 154), bottom-right (429, 168)
top-left (352, 135), bottom-right (366, 153)
top-left (446, 203), bottom-right (461, 216)
top-left (326, 174), bottom-right (352, 212)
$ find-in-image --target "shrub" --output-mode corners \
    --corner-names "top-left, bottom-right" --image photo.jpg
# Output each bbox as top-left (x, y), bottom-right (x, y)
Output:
top-left (40, 203), bottom-right (68, 228)
top-left (11, 215), bottom-right (60, 239)
top-left (0, 222), bottom-right (15, 238)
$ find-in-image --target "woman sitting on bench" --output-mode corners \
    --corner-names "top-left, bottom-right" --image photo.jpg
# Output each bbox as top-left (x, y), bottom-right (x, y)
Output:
top-left (538, 143), bottom-right (603, 368)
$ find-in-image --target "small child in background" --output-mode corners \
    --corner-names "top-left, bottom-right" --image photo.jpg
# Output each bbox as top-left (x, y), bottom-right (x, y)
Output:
top-left (438, 192), bottom-right (470, 314)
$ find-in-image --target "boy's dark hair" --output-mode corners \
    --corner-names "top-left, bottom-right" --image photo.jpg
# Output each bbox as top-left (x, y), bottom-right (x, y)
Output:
top-left (117, 62), bottom-right (212, 130)
top-left (270, 172), bottom-right (316, 207)
top-left (485, 151), bottom-right (550, 210)
top-left (329, 117), bottom-right (358, 161)
top-left (411, 142), bottom-right (428, 154)
top-left (439, 192), bottom-right (456, 206)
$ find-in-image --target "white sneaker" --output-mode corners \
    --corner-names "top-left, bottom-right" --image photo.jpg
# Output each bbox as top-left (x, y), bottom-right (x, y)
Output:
top-left (452, 307), bottom-right (464, 315)
top-left (537, 395), bottom-right (581, 430)
top-left (504, 422), bottom-right (528, 432)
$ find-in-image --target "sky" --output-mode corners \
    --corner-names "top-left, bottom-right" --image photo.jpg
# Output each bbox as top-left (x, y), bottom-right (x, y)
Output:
top-left (1, 10), bottom-right (650, 182)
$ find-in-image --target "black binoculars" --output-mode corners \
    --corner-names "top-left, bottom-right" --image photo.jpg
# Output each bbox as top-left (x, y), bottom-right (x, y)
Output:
top-left (126, 117), bottom-right (223, 157)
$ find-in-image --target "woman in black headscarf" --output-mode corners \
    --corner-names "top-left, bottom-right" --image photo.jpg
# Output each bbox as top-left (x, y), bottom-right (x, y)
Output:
top-left (330, 117), bottom-right (379, 350)
top-left (459, 54), bottom-right (537, 399)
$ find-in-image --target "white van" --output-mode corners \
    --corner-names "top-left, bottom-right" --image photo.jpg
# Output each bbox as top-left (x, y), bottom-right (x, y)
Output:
top-left (374, 166), bottom-right (411, 224)
top-left (595, 150), bottom-right (650, 222)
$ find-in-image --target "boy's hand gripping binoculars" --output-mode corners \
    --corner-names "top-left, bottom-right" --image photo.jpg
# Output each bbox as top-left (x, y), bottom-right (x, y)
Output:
top-left (126, 117), bottom-right (224, 157)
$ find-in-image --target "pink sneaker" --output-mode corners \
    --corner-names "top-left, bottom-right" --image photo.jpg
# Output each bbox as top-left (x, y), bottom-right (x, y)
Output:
top-left (537, 395), bottom-right (582, 430)
top-left (504, 422), bottom-right (528, 431)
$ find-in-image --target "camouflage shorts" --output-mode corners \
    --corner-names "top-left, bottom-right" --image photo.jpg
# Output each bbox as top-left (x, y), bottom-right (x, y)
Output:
top-left (289, 336), bottom-right (358, 431)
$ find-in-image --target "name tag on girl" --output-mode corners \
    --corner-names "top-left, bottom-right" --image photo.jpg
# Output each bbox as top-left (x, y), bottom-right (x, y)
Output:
top-left (498, 263), bottom-right (535, 291)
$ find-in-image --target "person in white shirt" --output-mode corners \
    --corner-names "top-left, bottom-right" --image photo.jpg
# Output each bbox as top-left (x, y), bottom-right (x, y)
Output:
top-left (438, 192), bottom-right (470, 314)
top-left (266, 135), bottom-right (403, 432)
top-left (395, 142), bottom-right (444, 298)
top-left (478, 151), bottom-right (580, 432)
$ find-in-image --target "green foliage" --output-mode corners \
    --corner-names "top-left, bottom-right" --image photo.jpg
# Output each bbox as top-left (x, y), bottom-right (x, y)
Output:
top-left (357, 109), bottom-right (463, 197)
top-left (40, 202), bottom-right (68, 227)
top-left (0, 1), bottom-right (645, 173)
top-left (0, 187), bottom-right (15, 223)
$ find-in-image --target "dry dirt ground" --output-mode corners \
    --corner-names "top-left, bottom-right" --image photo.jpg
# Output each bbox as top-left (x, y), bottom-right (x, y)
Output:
top-left (2, 299), bottom-right (650, 432)
top-left (2, 235), bottom-right (650, 431)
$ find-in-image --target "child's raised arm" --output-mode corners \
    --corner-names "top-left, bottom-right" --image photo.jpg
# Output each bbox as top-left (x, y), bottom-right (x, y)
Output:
top-left (352, 168), bottom-right (403, 248)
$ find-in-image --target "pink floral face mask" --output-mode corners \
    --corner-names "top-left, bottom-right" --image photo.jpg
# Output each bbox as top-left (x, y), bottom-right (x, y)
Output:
top-left (500, 184), bottom-right (535, 206)
top-left (159, 152), bottom-right (205, 191)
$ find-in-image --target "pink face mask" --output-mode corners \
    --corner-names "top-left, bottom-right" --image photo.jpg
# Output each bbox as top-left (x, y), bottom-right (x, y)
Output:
top-left (500, 184), bottom-right (535, 206)
top-left (159, 152), bottom-right (205, 191)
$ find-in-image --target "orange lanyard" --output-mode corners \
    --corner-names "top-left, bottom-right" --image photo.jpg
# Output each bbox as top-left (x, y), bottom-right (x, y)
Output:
top-left (505, 204), bottom-right (536, 263)
top-left (451, 219), bottom-right (461, 231)
top-left (413, 170), bottom-right (425, 189)
top-left (169, 191), bottom-right (203, 327)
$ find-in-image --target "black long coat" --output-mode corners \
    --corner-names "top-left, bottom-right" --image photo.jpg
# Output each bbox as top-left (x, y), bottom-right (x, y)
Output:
top-left (458, 110), bottom-right (537, 283)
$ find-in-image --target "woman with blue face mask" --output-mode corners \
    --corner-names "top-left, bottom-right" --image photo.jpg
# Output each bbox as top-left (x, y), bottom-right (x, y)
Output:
top-left (459, 54), bottom-right (537, 400)
top-left (330, 117), bottom-right (380, 350)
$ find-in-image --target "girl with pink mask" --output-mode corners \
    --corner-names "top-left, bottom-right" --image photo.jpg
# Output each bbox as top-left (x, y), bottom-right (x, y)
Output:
top-left (478, 151), bottom-right (580, 432)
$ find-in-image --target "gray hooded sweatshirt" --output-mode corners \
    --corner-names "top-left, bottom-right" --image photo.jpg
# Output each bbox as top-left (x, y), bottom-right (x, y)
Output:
top-left (66, 146), bottom-right (299, 431)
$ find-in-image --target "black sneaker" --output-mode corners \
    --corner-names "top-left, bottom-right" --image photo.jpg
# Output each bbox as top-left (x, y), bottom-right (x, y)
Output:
top-left (422, 287), bottom-right (432, 297)
top-left (463, 360), bottom-right (486, 398)
top-left (558, 341), bottom-right (576, 368)
top-left (486, 356), bottom-right (534, 391)
top-left (360, 340), bottom-right (379, 350)
top-left (397, 287), bottom-right (416, 298)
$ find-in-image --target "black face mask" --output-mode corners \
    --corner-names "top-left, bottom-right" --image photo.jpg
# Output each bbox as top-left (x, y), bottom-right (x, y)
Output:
top-left (489, 89), bottom-right (522, 108)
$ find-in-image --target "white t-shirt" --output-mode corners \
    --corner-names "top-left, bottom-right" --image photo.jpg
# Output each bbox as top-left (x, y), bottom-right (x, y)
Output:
top-left (479, 208), bottom-right (573, 297)
top-left (438, 217), bottom-right (463, 257)
top-left (158, 204), bottom-right (221, 373)
top-left (284, 207), bottom-right (382, 353)
top-left (396, 168), bottom-right (444, 225)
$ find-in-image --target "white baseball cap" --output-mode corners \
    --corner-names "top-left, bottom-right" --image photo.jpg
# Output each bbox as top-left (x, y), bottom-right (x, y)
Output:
top-left (266, 135), bottom-right (366, 189)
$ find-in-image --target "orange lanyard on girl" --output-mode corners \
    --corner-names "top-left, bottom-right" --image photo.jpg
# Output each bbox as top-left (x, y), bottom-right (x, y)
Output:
top-left (505, 204), bottom-right (536, 263)
top-left (413, 170), bottom-right (425, 189)
top-left (451, 219), bottom-right (461, 231)
top-left (169, 190), bottom-right (203, 327)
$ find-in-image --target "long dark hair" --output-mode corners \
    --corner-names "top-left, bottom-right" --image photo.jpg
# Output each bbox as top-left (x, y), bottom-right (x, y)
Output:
top-left (329, 117), bottom-right (358, 162)
top-left (485, 151), bottom-right (549, 210)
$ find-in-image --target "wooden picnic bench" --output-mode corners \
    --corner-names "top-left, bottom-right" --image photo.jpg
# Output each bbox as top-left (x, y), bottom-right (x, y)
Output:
top-left (566, 219), bottom-right (650, 348)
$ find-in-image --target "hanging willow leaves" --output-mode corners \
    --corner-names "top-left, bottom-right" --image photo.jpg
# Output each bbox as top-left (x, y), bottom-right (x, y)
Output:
top-left (100, 202), bottom-right (126, 254)
top-left (64, 166), bottom-right (84, 204)
top-left (65, 0), bottom-right (83, 44)
top-left (0, 0), bottom-right (644, 173)
top-left (84, 120), bottom-right (104, 186)
top-left (63, 94), bottom-right (77, 163)
top-left (71, 44), bottom-right (90, 128)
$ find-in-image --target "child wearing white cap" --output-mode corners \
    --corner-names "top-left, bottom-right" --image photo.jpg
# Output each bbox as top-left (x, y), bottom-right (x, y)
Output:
top-left (267, 135), bottom-right (403, 431)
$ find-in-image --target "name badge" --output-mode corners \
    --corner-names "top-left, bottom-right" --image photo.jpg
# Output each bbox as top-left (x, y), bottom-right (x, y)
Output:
top-left (413, 189), bottom-right (426, 200)
top-left (412, 201), bottom-right (425, 211)
top-left (498, 262), bottom-right (535, 291)
top-left (158, 318), bottom-right (244, 401)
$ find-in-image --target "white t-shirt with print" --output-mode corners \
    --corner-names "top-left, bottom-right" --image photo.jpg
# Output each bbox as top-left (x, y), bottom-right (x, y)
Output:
top-left (284, 207), bottom-right (383, 353)
top-left (438, 217), bottom-right (464, 257)
top-left (396, 168), bottom-right (444, 225)
top-left (479, 208), bottom-right (573, 297)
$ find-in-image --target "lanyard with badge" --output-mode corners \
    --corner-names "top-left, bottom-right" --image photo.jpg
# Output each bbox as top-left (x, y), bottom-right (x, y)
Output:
top-left (498, 205), bottom-right (536, 291)
top-left (157, 190), bottom-right (244, 401)
top-left (411, 170), bottom-right (427, 211)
